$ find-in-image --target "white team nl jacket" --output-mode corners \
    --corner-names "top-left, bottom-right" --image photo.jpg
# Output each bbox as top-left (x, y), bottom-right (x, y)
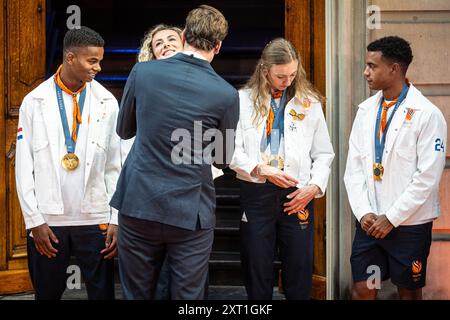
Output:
top-left (230, 89), bottom-right (335, 196)
top-left (344, 84), bottom-right (447, 227)
top-left (15, 77), bottom-right (121, 229)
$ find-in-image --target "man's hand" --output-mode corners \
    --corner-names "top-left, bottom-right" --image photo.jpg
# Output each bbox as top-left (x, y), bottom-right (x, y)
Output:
top-left (100, 224), bottom-right (118, 259)
top-left (367, 215), bottom-right (394, 239)
top-left (360, 213), bottom-right (378, 233)
top-left (31, 223), bottom-right (59, 258)
top-left (253, 164), bottom-right (298, 188)
top-left (283, 185), bottom-right (320, 215)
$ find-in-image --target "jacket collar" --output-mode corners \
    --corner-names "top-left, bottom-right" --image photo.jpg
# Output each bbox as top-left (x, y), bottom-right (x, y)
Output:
top-left (243, 88), bottom-right (316, 113)
top-left (30, 76), bottom-right (115, 102)
top-left (358, 83), bottom-right (423, 111)
top-left (241, 89), bottom-right (316, 129)
top-left (360, 82), bottom-right (422, 167)
top-left (170, 52), bottom-right (213, 70)
top-left (181, 50), bottom-right (208, 61)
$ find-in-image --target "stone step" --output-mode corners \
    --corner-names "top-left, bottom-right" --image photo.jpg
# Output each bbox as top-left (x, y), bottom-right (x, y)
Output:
top-left (215, 204), bottom-right (241, 220)
top-left (215, 219), bottom-right (240, 232)
top-left (215, 191), bottom-right (240, 207)
top-left (212, 233), bottom-right (240, 253)
top-left (208, 251), bottom-right (282, 286)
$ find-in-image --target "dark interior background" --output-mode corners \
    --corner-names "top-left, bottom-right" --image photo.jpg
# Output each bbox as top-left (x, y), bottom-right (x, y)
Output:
top-left (46, 0), bottom-right (284, 97)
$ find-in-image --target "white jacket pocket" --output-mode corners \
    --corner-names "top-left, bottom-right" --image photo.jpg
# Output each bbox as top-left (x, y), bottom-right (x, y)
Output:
top-left (32, 139), bottom-right (61, 214)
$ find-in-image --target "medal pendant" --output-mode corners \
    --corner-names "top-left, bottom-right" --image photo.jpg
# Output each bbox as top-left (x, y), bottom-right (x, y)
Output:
top-left (269, 157), bottom-right (278, 169)
top-left (269, 155), bottom-right (284, 170)
top-left (277, 156), bottom-right (284, 170)
top-left (62, 153), bottom-right (79, 171)
top-left (373, 163), bottom-right (384, 181)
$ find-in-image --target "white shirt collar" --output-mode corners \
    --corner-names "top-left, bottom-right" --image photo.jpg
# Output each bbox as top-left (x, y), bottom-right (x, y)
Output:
top-left (181, 50), bottom-right (208, 61)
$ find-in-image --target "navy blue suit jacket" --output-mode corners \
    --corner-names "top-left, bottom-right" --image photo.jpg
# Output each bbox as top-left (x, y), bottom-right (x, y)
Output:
top-left (110, 53), bottom-right (239, 230)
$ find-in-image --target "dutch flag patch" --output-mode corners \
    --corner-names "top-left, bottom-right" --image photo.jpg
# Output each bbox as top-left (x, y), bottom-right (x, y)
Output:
top-left (17, 127), bottom-right (23, 141)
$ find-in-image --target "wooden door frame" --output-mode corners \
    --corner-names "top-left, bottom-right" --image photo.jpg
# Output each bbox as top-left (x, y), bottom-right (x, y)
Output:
top-left (0, 0), bottom-right (39, 295)
top-left (1, 0), bottom-right (7, 274)
top-left (0, 0), bottom-right (28, 295)
top-left (285, 0), bottom-right (326, 300)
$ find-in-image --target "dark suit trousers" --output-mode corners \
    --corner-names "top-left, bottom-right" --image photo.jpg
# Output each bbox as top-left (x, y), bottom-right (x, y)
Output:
top-left (240, 181), bottom-right (314, 300)
top-left (118, 214), bottom-right (213, 300)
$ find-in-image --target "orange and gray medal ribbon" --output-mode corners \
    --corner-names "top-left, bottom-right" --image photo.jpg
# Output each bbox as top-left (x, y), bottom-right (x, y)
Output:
top-left (263, 90), bottom-right (286, 170)
top-left (55, 83), bottom-right (86, 171)
top-left (373, 84), bottom-right (409, 181)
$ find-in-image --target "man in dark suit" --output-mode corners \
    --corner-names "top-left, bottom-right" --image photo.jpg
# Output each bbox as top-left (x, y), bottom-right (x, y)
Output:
top-left (110, 5), bottom-right (239, 300)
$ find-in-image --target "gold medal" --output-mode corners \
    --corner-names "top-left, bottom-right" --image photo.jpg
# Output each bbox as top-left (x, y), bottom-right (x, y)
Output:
top-left (61, 153), bottom-right (79, 171)
top-left (373, 163), bottom-right (384, 181)
top-left (277, 156), bottom-right (284, 170)
top-left (268, 155), bottom-right (284, 170)
top-left (262, 154), bottom-right (285, 170)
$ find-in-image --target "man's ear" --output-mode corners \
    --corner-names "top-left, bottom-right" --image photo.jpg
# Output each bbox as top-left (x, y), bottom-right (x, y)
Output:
top-left (181, 29), bottom-right (187, 46)
top-left (65, 51), bottom-right (76, 65)
top-left (213, 41), bottom-right (222, 55)
top-left (392, 62), bottom-right (402, 74)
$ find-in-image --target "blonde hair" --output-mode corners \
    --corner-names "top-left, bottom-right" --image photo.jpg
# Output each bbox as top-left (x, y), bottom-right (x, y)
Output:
top-left (245, 38), bottom-right (323, 126)
top-left (137, 24), bottom-right (182, 62)
top-left (184, 5), bottom-right (228, 51)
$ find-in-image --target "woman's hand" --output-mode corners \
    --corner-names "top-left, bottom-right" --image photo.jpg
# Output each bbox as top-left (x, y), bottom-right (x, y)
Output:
top-left (283, 185), bottom-right (320, 215)
top-left (254, 164), bottom-right (298, 188)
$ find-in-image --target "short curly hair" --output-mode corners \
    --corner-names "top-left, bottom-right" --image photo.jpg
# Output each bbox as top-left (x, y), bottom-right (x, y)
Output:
top-left (63, 26), bottom-right (104, 53)
top-left (367, 36), bottom-right (413, 74)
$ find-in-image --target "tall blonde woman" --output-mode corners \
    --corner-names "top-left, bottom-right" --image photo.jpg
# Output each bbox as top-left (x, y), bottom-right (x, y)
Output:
top-left (230, 38), bottom-right (334, 300)
top-left (120, 24), bottom-right (183, 163)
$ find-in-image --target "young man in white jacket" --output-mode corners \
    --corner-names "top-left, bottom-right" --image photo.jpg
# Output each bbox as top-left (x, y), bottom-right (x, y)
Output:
top-left (344, 36), bottom-right (447, 300)
top-left (15, 26), bottom-right (121, 299)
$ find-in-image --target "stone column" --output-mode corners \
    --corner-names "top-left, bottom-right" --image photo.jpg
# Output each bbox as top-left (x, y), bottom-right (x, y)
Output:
top-left (325, 0), bottom-right (368, 300)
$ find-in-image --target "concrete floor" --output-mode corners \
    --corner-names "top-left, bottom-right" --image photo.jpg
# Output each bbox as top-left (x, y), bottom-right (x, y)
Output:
top-left (0, 285), bottom-right (286, 300)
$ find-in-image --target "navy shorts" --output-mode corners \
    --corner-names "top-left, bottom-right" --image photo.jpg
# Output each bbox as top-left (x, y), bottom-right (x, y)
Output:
top-left (350, 221), bottom-right (432, 290)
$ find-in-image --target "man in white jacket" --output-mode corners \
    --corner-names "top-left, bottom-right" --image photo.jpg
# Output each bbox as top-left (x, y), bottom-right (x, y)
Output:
top-left (344, 36), bottom-right (447, 300)
top-left (15, 27), bottom-right (121, 299)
